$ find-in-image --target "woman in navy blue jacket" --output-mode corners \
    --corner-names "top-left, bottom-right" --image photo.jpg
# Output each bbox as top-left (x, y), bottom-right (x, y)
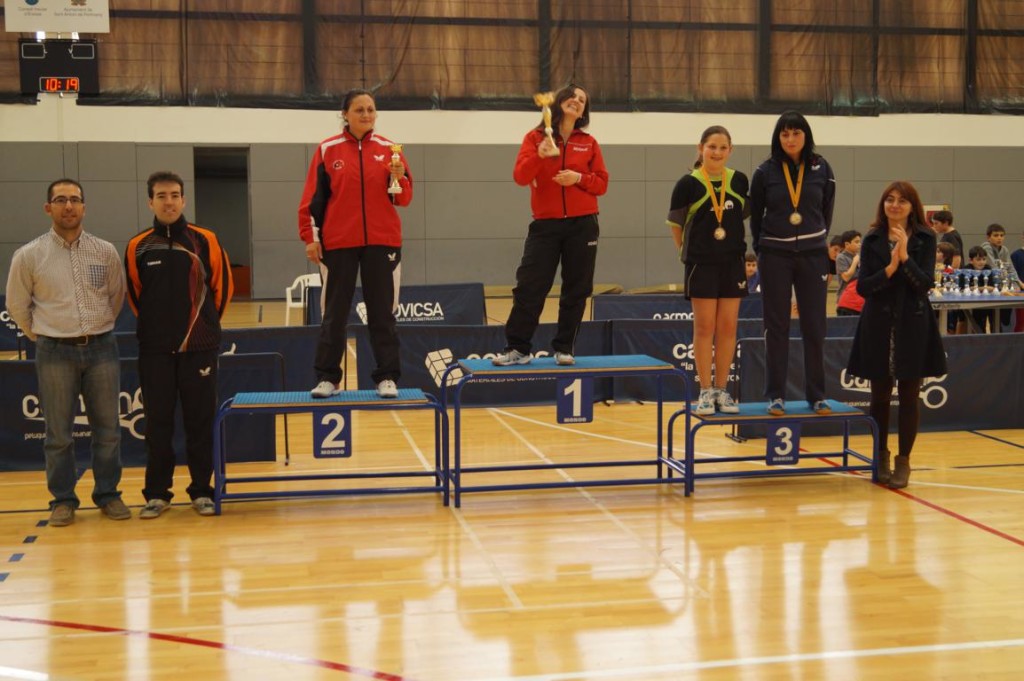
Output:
top-left (749, 111), bottom-right (836, 416)
top-left (847, 181), bottom-right (946, 488)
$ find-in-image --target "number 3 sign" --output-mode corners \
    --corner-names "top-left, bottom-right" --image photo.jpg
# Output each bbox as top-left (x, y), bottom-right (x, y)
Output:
top-left (766, 423), bottom-right (800, 465)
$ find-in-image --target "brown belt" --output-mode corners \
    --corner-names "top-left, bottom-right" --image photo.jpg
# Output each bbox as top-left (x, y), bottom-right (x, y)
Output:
top-left (49, 333), bottom-right (107, 346)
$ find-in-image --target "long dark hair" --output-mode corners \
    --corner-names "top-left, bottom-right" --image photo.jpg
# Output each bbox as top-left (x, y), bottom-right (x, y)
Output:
top-left (870, 181), bottom-right (928, 234)
top-left (770, 110), bottom-right (817, 165)
top-left (693, 125), bottom-right (732, 169)
top-left (538, 84), bottom-right (591, 134)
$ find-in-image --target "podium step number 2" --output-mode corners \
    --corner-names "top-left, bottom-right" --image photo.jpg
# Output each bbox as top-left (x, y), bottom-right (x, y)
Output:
top-left (557, 377), bottom-right (594, 424)
top-left (314, 409), bottom-right (352, 458)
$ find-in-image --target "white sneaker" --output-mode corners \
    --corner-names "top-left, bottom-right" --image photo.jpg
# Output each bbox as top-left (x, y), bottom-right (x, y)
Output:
top-left (191, 497), bottom-right (215, 516)
top-left (376, 379), bottom-right (398, 398)
top-left (492, 349), bottom-right (532, 366)
top-left (139, 498), bottom-right (170, 520)
top-left (310, 380), bottom-right (340, 398)
top-left (714, 388), bottom-right (740, 414)
top-left (694, 389), bottom-right (716, 416)
top-left (554, 352), bottom-right (575, 365)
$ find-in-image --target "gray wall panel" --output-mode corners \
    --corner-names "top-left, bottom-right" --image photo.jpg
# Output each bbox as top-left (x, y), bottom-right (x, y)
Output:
top-left (645, 146), bottom-right (690, 181)
top-left (593, 237), bottom-right (646, 289)
top-left (853, 147), bottom-right (954, 182)
top-left (0, 143), bottom-right (65, 181)
top-left (79, 181), bottom-right (141, 240)
top-left (602, 146), bottom-right (645, 182)
top-left (135, 146), bottom-right (194, 182)
top-left (423, 145), bottom-right (511, 182)
top-left (599, 181), bottom-right (645, 238)
top-left (250, 144), bottom-right (306, 182)
top-left (423, 238), bottom-right (524, 284)
top-left (78, 142), bottom-right (136, 181)
top-left (645, 236), bottom-right (685, 286)
top-left (62, 143), bottom-right (79, 179)
top-left (953, 148), bottom-right (1024, 181)
top-left (645, 180), bottom-right (675, 237)
top-left (425, 182), bottom-right (526, 238)
top-left (1, 182), bottom-right (52, 242)
top-left (251, 181), bottom-right (304, 240)
top-left (252, 240), bottom-right (311, 300)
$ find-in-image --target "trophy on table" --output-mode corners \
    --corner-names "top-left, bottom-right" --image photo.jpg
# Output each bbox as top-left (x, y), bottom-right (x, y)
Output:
top-left (388, 143), bottom-right (403, 195)
top-left (533, 91), bottom-right (558, 156)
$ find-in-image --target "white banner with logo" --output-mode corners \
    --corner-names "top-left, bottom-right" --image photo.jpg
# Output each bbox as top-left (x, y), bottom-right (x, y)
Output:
top-left (6, 0), bottom-right (110, 34)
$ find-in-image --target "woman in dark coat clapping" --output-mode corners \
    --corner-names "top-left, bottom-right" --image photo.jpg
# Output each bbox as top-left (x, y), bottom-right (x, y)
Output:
top-left (847, 181), bottom-right (946, 489)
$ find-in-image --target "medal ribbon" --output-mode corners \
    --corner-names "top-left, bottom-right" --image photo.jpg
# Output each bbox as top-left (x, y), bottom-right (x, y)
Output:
top-left (782, 161), bottom-right (805, 213)
top-left (700, 166), bottom-right (727, 229)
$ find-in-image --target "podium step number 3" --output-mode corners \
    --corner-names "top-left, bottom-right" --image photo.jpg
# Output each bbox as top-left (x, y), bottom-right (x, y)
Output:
top-left (766, 422), bottom-right (800, 465)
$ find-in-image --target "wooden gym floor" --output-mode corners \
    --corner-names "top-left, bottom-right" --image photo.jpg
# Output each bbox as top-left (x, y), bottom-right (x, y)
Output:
top-left (1, 300), bottom-right (1022, 680)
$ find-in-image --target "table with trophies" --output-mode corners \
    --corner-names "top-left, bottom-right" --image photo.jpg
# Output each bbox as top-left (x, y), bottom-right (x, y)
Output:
top-left (931, 264), bottom-right (1024, 334)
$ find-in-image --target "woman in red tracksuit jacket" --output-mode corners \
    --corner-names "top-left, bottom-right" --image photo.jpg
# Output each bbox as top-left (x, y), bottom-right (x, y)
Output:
top-left (298, 88), bottom-right (412, 399)
top-left (493, 84), bottom-right (610, 366)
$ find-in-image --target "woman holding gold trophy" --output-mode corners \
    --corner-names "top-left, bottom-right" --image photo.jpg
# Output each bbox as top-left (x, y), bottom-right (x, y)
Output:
top-left (493, 84), bottom-right (609, 366)
top-left (749, 110), bottom-right (836, 416)
top-left (298, 88), bottom-right (412, 399)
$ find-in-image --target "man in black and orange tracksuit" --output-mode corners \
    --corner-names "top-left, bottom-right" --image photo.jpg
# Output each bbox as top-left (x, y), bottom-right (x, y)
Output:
top-left (124, 171), bottom-right (233, 519)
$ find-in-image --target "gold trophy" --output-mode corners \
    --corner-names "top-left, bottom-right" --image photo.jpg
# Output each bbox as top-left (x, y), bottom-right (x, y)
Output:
top-left (388, 143), bottom-right (403, 195)
top-left (533, 91), bottom-right (557, 154)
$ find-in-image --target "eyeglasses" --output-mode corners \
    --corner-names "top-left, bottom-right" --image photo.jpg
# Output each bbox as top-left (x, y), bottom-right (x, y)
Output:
top-left (50, 196), bottom-right (84, 206)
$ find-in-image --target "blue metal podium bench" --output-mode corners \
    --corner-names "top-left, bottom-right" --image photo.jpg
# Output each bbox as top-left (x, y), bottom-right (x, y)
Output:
top-left (667, 400), bottom-right (878, 496)
top-left (212, 389), bottom-right (447, 513)
top-left (440, 354), bottom-right (691, 507)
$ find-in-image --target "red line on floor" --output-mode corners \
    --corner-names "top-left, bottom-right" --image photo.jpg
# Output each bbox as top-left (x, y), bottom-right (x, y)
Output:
top-left (0, 614), bottom-right (412, 680)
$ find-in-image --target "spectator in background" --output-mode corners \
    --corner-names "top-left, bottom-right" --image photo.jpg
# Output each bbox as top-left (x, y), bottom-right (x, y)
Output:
top-left (962, 245), bottom-right (998, 334)
top-left (936, 242), bottom-right (960, 333)
top-left (979, 223), bottom-right (1022, 291)
top-left (930, 210), bottom-right (963, 269)
top-left (827, 234), bottom-right (843, 285)
top-left (835, 229), bottom-right (861, 308)
top-left (745, 252), bottom-right (760, 293)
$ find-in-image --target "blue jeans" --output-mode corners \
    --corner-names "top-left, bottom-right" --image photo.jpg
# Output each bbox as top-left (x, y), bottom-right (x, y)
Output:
top-left (35, 333), bottom-right (123, 509)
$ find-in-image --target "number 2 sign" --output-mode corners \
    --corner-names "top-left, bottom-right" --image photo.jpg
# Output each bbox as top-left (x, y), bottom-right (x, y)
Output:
top-left (314, 410), bottom-right (352, 458)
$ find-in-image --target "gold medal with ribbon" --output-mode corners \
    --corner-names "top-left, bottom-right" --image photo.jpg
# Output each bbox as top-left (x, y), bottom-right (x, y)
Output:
top-left (783, 161), bottom-right (805, 225)
top-left (700, 166), bottom-right (728, 241)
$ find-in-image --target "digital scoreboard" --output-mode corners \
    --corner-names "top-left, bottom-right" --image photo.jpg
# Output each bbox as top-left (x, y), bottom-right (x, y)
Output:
top-left (19, 39), bottom-right (100, 95)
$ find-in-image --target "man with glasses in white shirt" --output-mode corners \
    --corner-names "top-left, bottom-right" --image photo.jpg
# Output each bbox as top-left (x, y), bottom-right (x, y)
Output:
top-left (5, 179), bottom-right (130, 526)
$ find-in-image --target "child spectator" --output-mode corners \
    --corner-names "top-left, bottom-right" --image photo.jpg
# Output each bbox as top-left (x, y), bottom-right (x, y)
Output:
top-left (962, 245), bottom-right (997, 333)
top-left (827, 234), bottom-right (843, 285)
top-left (930, 210), bottom-right (963, 268)
top-left (936, 242), bottom-right (959, 332)
top-left (835, 230), bottom-right (861, 309)
top-left (745, 252), bottom-right (760, 293)
top-left (980, 223), bottom-right (1022, 291)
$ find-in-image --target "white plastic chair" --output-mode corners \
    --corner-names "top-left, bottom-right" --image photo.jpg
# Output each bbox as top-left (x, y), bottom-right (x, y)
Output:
top-left (284, 272), bottom-right (322, 326)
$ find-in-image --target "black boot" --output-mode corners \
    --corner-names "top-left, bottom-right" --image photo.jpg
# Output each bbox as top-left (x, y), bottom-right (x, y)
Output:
top-left (875, 449), bottom-right (891, 485)
top-left (888, 455), bottom-right (910, 489)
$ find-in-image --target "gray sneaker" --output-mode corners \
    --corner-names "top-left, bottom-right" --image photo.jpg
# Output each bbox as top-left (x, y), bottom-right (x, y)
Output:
top-left (554, 352), bottom-right (576, 365)
top-left (714, 389), bottom-right (740, 414)
top-left (492, 349), bottom-right (532, 366)
top-left (139, 498), bottom-right (170, 519)
top-left (191, 497), bottom-right (216, 516)
top-left (310, 380), bottom-right (340, 398)
top-left (100, 497), bottom-right (132, 520)
top-left (49, 504), bottom-right (75, 527)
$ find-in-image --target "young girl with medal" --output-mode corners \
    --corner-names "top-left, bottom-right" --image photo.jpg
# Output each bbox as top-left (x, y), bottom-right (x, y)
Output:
top-left (749, 111), bottom-right (836, 416)
top-left (667, 125), bottom-right (750, 415)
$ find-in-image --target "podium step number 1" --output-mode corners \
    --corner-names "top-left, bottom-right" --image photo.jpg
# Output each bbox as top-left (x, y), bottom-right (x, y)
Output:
top-left (557, 377), bottom-right (594, 424)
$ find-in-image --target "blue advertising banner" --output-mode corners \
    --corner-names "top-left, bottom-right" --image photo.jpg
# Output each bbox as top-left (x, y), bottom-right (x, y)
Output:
top-left (592, 293), bottom-right (764, 321)
top-left (0, 352), bottom-right (279, 472)
top-left (352, 322), bottom-right (611, 406)
top-left (0, 295), bottom-right (20, 352)
top-left (737, 333), bottom-right (1024, 437)
top-left (307, 282), bottom-right (487, 326)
